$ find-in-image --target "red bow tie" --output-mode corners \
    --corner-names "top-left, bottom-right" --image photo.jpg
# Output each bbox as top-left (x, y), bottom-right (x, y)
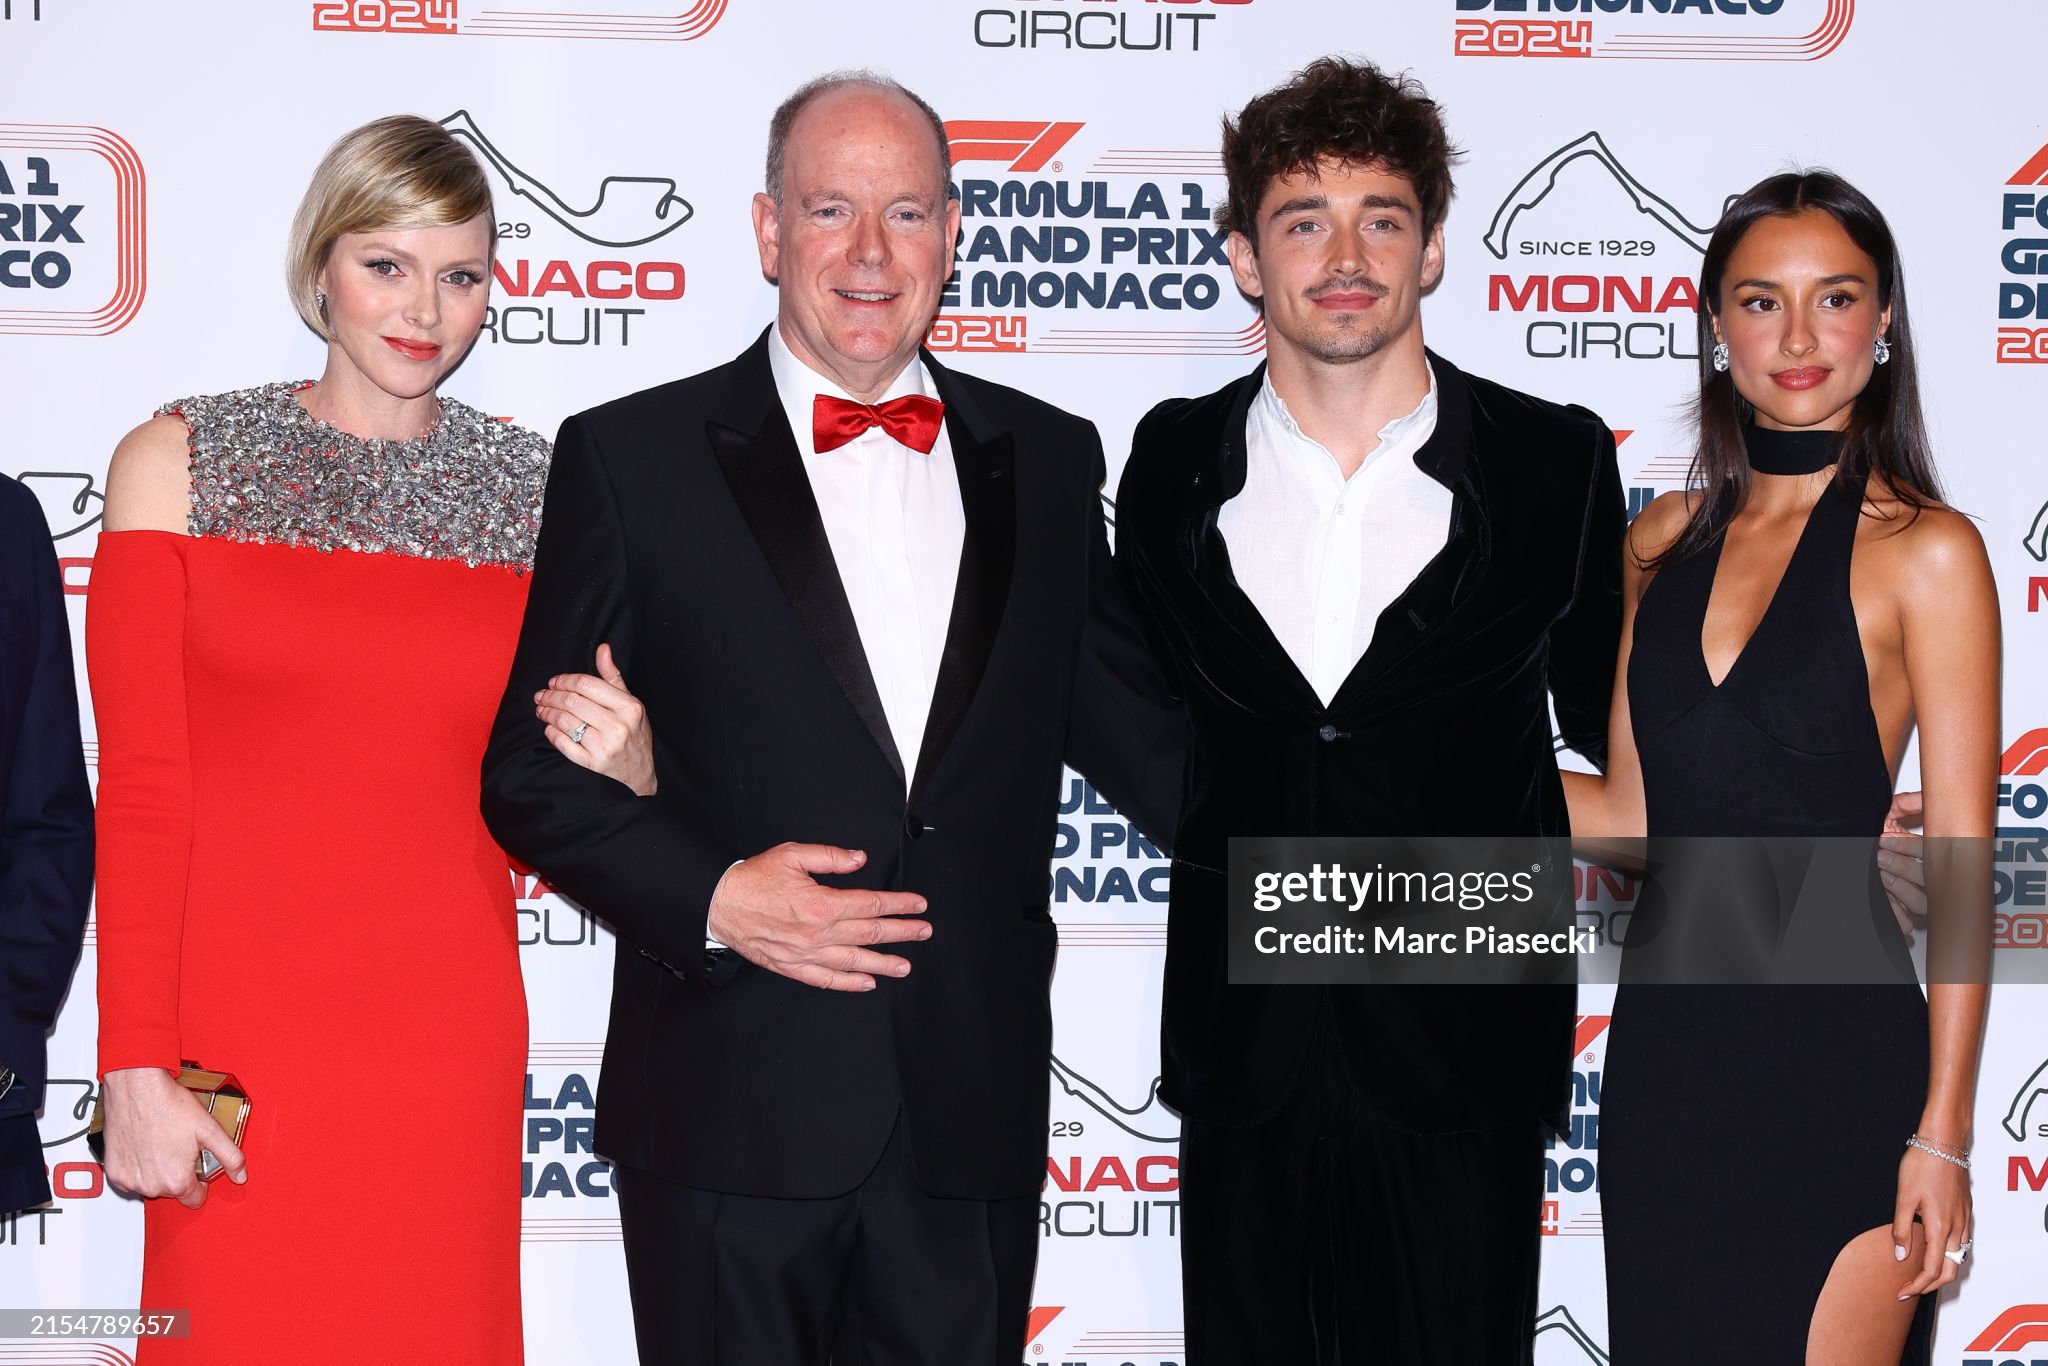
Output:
top-left (812, 393), bottom-right (945, 455)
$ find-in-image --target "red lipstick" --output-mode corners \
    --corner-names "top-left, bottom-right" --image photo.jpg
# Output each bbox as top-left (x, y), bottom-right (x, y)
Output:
top-left (1771, 366), bottom-right (1830, 390)
top-left (383, 336), bottom-right (441, 361)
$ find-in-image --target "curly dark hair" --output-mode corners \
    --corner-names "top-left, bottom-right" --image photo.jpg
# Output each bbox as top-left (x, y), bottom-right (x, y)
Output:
top-left (1219, 57), bottom-right (1459, 248)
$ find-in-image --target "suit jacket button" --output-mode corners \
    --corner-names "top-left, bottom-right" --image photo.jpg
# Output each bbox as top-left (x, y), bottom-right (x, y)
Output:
top-left (904, 814), bottom-right (926, 839)
top-left (1318, 724), bottom-right (1341, 742)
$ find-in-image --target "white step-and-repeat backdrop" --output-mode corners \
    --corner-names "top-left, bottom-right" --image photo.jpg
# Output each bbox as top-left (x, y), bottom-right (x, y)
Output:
top-left (7, 1), bottom-right (2047, 1361)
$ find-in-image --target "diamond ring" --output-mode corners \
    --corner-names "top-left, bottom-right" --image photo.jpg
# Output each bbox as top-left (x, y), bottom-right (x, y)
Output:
top-left (568, 722), bottom-right (589, 745)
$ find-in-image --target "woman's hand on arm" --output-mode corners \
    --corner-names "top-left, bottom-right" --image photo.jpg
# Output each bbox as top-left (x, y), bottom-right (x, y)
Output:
top-left (534, 642), bottom-right (658, 796)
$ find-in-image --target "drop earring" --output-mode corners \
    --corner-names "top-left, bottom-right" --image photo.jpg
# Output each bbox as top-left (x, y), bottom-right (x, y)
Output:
top-left (315, 290), bottom-right (327, 315)
top-left (1873, 335), bottom-right (1891, 365)
top-left (1712, 342), bottom-right (1730, 372)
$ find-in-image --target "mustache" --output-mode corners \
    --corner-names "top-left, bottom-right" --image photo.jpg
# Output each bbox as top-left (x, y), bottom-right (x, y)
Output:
top-left (1306, 276), bottom-right (1389, 301)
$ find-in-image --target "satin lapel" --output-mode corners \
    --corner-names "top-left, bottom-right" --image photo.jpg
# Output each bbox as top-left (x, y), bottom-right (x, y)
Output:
top-left (910, 360), bottom-right (1016, 800)
top-left (707, 340), bottom-right (904, 780)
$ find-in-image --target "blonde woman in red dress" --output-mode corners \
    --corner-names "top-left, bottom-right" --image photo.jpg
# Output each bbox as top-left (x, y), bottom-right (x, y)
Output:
top-left (89, 115), bottom-right (650, 1363)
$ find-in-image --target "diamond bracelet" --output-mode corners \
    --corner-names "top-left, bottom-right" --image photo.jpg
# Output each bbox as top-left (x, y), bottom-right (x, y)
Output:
top-left (1906, 1134), bottom-right (1972, 1170)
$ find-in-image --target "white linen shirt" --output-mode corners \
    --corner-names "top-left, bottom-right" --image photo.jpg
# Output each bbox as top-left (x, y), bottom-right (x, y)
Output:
top-left (1218, 366), bottom-right (1447, 705)
top-left (768, 324), bottom-right (964, 788)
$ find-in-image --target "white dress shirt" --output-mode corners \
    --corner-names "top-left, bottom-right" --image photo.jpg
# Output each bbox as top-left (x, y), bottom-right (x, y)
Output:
top-left (1218, 365), bottom-right (1447, 705)
top-left (768, 324), bottom-right (964, 787)
top-left (708, 331), bottom-right (962, 950)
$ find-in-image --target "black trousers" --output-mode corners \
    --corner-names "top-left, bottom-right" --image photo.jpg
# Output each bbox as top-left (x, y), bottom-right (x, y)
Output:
top-left (615, 1113), bottom-right (1039, 1366)
top-left (1179, 1030), bottom-right (1550, 1366)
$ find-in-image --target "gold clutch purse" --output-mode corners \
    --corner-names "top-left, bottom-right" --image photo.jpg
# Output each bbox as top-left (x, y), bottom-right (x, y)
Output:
top-left (87, 1063), bottom-right (251, 1181)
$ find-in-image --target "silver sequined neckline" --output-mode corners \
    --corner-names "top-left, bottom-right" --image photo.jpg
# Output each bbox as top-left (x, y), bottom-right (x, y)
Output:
top-left (164, 380), bottom-right (550, 570)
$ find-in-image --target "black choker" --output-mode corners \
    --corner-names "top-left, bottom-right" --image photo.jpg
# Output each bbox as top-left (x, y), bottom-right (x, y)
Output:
top-left (1743, 422), bottom-right (1842, 476)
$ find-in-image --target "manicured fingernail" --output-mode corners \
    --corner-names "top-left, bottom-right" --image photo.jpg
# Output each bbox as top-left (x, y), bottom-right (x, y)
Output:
top-left (1894, 1245), bottom-right (1908, 1261)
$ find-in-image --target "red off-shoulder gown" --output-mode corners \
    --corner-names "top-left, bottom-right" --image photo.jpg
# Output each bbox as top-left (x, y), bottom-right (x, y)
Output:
top-left (88, 385), bottom-right (544, 1363)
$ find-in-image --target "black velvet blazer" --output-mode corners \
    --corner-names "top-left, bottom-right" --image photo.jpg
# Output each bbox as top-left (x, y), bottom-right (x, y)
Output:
top-left (1115, 351), bottom-right (1624, 1132)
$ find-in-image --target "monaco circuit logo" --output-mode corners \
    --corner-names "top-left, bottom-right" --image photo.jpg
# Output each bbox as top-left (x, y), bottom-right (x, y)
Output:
top-left (1452, 0), bottom-right (1852, 61)
top-left (433, 111), bottom-right (693, 349)
top-left (14, 469), bottom-right (104, 541)
top-left (1048, 1055), bottom-right (1179, 1144)
top-left (441, 110), bottom-right (690, 249)
top-left (2005, 1057), bottom-right (2048, 1144)
top-left (0, 123), bottom-right (144, 336)
top-left (1534, 1305), bottom-right (1609, 1363)
top-left (1483, 131), bottom-right (1721, 365)
top-left (313, 0), bottom-right (726, 41)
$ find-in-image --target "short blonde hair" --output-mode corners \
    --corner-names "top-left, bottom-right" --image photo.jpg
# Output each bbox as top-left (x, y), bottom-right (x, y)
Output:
top-left (286, 115), bottom-right (494, 338)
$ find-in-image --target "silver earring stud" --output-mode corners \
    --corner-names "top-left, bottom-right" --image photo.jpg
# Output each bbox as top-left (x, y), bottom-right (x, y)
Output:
top-left (1873, 336), bottom-right (1891, 365)
top-left (315, 290), bottom-right (327, 314)
top-left (1712, 342), bottom-right (1730, 372)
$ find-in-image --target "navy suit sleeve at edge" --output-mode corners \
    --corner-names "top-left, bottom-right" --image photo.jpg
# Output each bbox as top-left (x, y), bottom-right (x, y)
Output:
top-left (0, 481), bottom-right (94, 1210)
top-left (1547, 416), bottom-right (1625, 772)
top-left (1066, 424), bottom-right (1186, 854)
top-left (479, 416), bottom-right (735, 986)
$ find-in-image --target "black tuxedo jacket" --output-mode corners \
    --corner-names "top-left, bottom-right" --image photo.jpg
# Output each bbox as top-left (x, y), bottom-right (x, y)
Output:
top-left (481, 331), bottom-right (1181, 1200)
top-left (0, 476), bottom-right (94, 1213)
top-left (1115, 352), bottom-right (1623, 1133)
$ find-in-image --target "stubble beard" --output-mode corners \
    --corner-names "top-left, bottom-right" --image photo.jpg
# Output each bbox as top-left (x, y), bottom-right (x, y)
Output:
top-left (1295, 312), bottom-right (1393, 365)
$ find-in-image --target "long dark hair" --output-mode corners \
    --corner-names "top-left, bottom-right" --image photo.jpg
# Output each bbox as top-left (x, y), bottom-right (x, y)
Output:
top-left (1653, 170), bottom-right (1942, 568)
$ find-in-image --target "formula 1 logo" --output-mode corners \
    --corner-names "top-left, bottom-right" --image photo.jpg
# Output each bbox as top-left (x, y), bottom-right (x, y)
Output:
top-left (14, 469), bottom-right (104, 541)
top-left (1022, 1306), bottom-right (1183, 1363)
top-left (1998, 143), bottom-right (2048, 364)
top-left (1998, 731), bottom-right (2048, 933)
top-left (1966, 1305), bottom-right (2048, 1355)
top-left (1453, 0), bottom-right (1852, 62)
top-left (948, 122), bottom-right (1085, 176)
top-left (0, 124), bottom-right (144, 336)
top-left (313, 0), bottom-right (727, 41)
top-left (1049, 1054), bottom-right (1179, 1143)
top-left (935, 119), bottom-right (1260, 357)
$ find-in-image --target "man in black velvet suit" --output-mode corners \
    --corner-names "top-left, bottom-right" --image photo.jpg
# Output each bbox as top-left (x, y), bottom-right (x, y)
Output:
top-left (0, 475), bottom-right (95, 1216)
top-left (1114, 60), bottom-right (1624, 1364)
top-left (480, 72), bottom-right (1179, 1366)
